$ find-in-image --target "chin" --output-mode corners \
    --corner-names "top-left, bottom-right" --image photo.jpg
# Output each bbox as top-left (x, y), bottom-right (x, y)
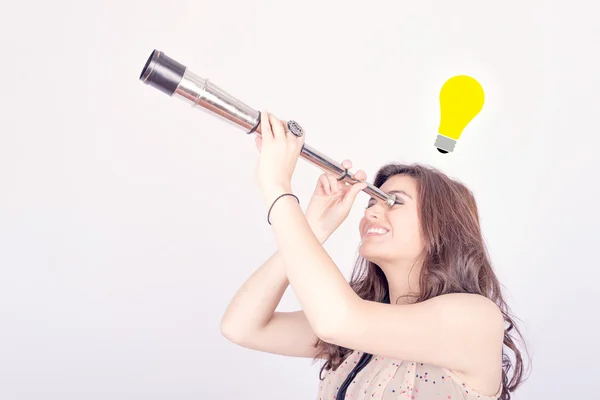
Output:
top-left (359, 240), bottom-right (407, 265)
top-left (358, 241), bottom-right (383, 262)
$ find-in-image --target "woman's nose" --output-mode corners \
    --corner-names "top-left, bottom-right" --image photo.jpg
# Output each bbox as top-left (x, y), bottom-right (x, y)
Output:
top-left (366, 206), bottom-right (383, 219)
top-left (366, 214), bottom-right (379, 223)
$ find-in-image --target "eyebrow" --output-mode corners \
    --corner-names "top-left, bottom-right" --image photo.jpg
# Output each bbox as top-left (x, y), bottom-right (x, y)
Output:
top-left (388, 190), bottom-right (412, 199)
top-left (368, 189), bottom-right (413, 203)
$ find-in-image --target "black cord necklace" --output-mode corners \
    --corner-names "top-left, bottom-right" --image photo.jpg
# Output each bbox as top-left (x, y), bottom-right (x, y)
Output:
top-left (335, 290), bottom-right (390, 400)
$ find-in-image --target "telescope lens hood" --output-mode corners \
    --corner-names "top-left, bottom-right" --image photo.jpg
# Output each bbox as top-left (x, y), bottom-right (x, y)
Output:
top-left (139, 50), bottom-right (186, 96)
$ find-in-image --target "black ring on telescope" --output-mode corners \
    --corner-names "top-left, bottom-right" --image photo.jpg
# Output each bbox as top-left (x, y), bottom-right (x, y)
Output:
top-left (337, 169), bottom-right (349, 181)
top-left (247, 111), bottom-right (261, 135)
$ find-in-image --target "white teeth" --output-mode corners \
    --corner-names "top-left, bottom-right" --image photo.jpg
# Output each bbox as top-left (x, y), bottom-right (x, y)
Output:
top-left (367, 228), bottom-right (388, 235)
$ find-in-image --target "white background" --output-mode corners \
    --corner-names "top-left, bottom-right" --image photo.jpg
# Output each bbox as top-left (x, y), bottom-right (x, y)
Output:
top-left (1, 1), bottom-right (599, 399)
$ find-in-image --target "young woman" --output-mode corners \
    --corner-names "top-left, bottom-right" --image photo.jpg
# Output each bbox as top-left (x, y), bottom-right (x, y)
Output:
top-left (221, 112), bottom-right (530, 400)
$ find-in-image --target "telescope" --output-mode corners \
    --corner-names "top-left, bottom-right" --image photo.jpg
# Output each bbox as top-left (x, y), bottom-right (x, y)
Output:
top-left (138, 49), bottom-right (398, 207)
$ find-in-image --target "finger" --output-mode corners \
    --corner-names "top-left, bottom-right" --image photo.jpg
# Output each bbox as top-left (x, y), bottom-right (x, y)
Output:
top-left (255, 135), bottom-right (262, 152)
top-left (315, 174), bottom-right (326, 193)
top-left (326, 173), bottom-right (340, 193)
top-left (289, 125), bottom-right (305, 158)
top-left (353, 169), bottom-right (367, 181)
top-left (297, 129), bottom-right (305, 147)
top-left (268, 113), bottom-right (286, 140)
top-left (261, 111), bottom-right (274, 143)
top-left (281, 119), bottom-right (290, 142)
top-left (319, 173), bottom-right (331, 195)
top-left (344, 181), bottom-right (368, 206)
top-left (321, 174), bottom-right (331, 196)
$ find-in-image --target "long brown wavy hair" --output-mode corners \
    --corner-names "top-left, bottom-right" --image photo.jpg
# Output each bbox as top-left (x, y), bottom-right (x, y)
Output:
top-left (311, 163), bottom-right (531, 400)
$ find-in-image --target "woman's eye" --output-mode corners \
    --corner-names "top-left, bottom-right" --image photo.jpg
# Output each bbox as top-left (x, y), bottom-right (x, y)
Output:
top-left (365, 199), bottom-right (403, 209)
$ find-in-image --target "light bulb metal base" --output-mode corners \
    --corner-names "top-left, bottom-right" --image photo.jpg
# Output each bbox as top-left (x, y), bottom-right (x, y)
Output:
top-left (434, 134), bottom-right (456, 153)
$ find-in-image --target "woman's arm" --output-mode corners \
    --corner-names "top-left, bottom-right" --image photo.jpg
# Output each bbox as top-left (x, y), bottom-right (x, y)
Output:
top-left (266, 194), bottom-right (504, 374)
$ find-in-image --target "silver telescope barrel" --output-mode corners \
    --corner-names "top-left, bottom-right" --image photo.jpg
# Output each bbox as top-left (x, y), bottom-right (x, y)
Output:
top-left (139, 49), bottom-right (397, 207)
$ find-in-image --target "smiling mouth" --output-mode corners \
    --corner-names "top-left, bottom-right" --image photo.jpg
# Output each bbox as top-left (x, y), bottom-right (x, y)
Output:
top-left (365, 228), bottom-right (389, 236)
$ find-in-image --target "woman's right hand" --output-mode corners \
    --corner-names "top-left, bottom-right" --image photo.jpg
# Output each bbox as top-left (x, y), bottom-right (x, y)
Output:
top-left (304, 159), bottom-right (368, 243)
top-left (255, 133), bottom-right (367, 243)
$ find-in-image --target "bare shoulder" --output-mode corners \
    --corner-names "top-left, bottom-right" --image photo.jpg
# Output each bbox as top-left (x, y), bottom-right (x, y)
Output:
top-left (322, 291), bottom-right (504, 395)
top-left (429, 292), bottom-right (502, 314)
top-left (426, 292), bottom-right (504, 330)
top-left (439, 293), bottom-right (504, 396)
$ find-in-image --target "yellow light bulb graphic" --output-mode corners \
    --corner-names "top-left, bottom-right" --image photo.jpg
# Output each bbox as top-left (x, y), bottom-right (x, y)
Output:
top-left (435, 75), bottom-right (485, 153)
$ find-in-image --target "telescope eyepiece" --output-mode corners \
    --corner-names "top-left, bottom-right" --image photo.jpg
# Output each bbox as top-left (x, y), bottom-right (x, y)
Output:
top-left (139, 49), bottom-right (186, 96)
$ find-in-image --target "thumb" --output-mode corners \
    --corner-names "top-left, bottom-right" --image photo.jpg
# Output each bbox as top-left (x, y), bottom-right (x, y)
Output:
top-left (255, 135), bottom-right (262, 152)
top-left (343, 181), bottom-right (368, 207)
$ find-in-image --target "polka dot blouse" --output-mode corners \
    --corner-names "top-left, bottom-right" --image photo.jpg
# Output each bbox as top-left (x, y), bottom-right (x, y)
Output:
top-left (316, 350), bottom-right (502, 399)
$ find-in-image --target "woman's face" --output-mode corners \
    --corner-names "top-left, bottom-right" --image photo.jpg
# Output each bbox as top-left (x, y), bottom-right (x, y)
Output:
top-left (358, 174), bottom-right (423, 264)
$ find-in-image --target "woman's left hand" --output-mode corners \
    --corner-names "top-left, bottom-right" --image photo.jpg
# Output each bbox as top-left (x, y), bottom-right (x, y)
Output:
top-left (256, 111), bottom-right (305, 204)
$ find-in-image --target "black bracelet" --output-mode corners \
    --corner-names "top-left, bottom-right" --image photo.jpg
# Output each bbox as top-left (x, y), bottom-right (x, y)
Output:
top-left (267, 193), bottom-right (299, 225)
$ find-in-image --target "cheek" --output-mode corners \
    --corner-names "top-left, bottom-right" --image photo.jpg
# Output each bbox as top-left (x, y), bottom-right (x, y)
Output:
top-left (391, 214), bottom-right (422, 248)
